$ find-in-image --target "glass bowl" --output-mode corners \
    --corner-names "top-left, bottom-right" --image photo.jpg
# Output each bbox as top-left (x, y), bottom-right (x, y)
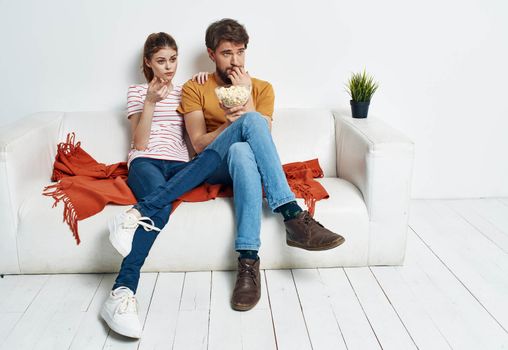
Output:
top-left (214, 84), bottom-right (252, 108)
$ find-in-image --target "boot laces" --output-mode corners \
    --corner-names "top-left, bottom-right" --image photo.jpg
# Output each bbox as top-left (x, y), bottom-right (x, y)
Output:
top-left (302, 211), bottom-right (323, 227)
top-left (239, 261), bottom-right (258, 285)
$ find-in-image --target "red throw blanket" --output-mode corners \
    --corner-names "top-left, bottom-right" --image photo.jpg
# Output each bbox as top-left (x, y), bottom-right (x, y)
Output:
top-left (43, 133), bottom-right (329, 244)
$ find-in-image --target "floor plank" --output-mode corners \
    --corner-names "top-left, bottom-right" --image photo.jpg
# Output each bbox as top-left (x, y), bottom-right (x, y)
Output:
top-left (68, 274), bottom-right (115, 350)
top-left (401, 229), bottom-right (508, 349)
top-left (345, 267), bottom-right (417, 349)
top-left (292, 269), bottom-right (347, 350)
top-left (445, 199), bottom-right (508, 253)
top-left (0, 313), bottom-right (23, 346)
top-left (410, 200), bottom-right (508, 330)
top-left (172, 271), bottom-right (211, 350)
top-left (1, 274), bottom-right (101, 350)
top-left (137, 272), bottom-right (184, 350)
top-left (0, 274), bottom-right (48, 313)
top-left (317, 268), bottom-right (381, 350)
top-left (208, 271), bottom-right (276, 350)
top-left (462, 198), bottom-right (508, 234)
top-left (371, 265), bottom-right (452, 349)
top-left (265, 269), bottom-right (312, 350)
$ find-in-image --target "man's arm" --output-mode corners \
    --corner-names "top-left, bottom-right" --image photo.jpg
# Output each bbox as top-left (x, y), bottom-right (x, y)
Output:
top-left (184, 110), bottom-right (229, 154)
top-left (229, 67), bottom-right (273, 129)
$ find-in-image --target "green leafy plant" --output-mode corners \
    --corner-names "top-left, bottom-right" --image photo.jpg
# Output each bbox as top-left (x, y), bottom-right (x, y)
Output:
top-left (346, 69), bottom-right (379, 102)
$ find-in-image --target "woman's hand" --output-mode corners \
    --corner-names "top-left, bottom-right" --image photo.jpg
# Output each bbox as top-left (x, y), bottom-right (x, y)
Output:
top-left (192, 72), bottom-right (210, 85)
top-left (145, 77), bottom-right (170, 104)
top-left (229, 67), bottom-right (252, 86)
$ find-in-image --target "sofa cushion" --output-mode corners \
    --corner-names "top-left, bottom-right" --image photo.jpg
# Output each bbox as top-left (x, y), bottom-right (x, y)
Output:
top-left (16, 178), bottom-right (368, 273)
top-left (60, 111), bottom-right (131, 165)
top-left (271, 108), bottom-right (337, 177)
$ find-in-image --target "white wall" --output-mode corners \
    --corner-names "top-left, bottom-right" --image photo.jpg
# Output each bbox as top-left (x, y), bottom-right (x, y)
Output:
top-left (1, 0), bottom-right (507, 198)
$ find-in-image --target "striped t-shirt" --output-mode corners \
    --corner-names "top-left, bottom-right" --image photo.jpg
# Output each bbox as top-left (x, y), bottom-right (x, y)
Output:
top-left (126, 84), bottom-right (190, 167)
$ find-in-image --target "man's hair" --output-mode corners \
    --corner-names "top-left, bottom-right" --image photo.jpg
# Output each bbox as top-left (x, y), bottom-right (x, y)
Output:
top-left (142, 32), bottom-right (178, 82)
top-left (205, 18), bottom-right (249, 51)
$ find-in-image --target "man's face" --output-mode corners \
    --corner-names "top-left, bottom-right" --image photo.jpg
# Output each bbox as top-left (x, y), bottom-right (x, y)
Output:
top-left (208, 41), bottom-right (246, 84)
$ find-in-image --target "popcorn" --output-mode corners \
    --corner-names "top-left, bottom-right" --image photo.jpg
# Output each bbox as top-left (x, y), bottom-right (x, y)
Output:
top-left (215, 85), bottom-right (251, 108)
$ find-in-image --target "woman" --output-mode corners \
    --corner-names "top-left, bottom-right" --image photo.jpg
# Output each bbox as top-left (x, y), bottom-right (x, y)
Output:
top-left (100, 32), bottom-right (214, 339)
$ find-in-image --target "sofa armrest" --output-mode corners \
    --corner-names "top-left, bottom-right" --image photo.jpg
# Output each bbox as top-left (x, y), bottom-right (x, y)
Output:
top-left (334, 110), bottom-right (414, 265)
top-left (0, 112), bottom-right (63, 273)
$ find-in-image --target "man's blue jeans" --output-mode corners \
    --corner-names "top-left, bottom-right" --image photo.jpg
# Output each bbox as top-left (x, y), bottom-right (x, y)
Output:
top-left (135, 112), bottom-right (295, 248)
top-left (115, 112), bottom-right (295, 292)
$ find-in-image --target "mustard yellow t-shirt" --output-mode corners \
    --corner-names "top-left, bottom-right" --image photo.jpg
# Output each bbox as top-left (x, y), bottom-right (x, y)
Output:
top-left (177, 73), bottom-right (275, 133)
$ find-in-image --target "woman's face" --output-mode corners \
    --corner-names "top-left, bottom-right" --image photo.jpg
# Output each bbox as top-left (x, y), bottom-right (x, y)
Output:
top-left (146, 47), bottom-right (178, 82)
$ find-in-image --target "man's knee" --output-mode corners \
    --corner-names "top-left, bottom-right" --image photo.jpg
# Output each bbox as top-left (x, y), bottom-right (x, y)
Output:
top-left (237, 112), bottom-right (268, 133)
top-left (227, 142), bottom-right (254, 164)
top-left (227, 143), bottom-right (261, 185)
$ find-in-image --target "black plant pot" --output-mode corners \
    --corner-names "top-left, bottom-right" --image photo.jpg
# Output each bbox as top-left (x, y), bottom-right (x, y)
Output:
top-left (350, 100), bottom-right (370, 119)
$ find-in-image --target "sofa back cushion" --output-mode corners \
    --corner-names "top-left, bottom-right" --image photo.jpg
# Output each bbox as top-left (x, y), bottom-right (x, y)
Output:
top-left (60, 111), bottom-right (131, 165)
top-left (60, 108), bottom-right (337, 176)
top-left (272, 108), bottom-right (337, 177)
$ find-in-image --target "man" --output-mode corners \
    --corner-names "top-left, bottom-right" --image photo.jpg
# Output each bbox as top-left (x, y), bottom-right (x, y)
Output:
top-left (176, 18), bottom-right (345, 311)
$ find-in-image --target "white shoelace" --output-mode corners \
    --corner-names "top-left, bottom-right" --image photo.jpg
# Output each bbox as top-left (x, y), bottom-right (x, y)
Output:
top-left (122, 214), bottom-right (161, 232)
top-left (114, 288), bottom-right (138, 315)
top-left (136, 216), bottom-right (161, 232)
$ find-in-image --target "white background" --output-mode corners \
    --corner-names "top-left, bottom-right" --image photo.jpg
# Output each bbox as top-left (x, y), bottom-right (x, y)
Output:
top-left (0, 0), bottom-right (507, 198)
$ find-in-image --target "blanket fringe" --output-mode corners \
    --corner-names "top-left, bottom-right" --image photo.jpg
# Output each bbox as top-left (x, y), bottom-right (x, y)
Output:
top-left (290, 183), bottom-right (316, 216)
top-left (43, 183), bottom-right (81, 245)
top-left (58, 132), bottom-right (81, 156)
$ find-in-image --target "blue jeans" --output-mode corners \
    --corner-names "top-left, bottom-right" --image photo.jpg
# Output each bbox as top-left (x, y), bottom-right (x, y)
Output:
top-left (113, 157), bottom-right (187, 293)
top-left (134, 112), bottom-right (295, 251)
top-left (115, 112), bottom-right (295, 292)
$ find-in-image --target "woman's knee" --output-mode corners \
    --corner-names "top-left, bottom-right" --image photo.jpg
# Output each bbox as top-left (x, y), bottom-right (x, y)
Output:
top-left (127, 158), bottom-right (166, 199)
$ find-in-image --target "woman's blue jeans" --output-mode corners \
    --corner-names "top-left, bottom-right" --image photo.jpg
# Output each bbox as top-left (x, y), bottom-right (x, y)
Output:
top-left (113, 158), bottom-right (187, 293)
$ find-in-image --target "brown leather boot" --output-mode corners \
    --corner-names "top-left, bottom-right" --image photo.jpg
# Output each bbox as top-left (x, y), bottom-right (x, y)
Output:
top-left (231, 258), bottom-right (261, 311)
top-left (285, 211), bottom-right (345, 251)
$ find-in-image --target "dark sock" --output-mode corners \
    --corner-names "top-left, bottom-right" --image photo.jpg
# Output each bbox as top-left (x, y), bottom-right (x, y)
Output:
top-left (238, 250), bottom-right (259, 261)
top-left (276, 201), bottom-right (303, 221)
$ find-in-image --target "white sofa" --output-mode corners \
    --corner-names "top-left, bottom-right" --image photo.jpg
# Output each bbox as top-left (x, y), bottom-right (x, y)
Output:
top-left (0, 108), bottom-right (414, 274)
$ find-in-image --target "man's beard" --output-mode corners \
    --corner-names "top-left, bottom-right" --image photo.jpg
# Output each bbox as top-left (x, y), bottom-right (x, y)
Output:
top-left (216, 67), bottom-right (232, 85)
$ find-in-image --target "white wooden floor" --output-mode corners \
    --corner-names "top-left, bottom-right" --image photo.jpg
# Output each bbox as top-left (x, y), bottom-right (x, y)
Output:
top-left (1, 198), bottom-right (508, 350)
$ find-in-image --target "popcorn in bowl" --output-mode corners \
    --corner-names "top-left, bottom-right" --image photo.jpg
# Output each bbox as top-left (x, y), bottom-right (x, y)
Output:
top-left (215, 85), bottom-right (252, 108)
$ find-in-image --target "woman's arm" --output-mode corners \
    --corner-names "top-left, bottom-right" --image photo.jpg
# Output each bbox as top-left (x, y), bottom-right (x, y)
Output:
top-left (130, 101), bottom-right (155, 150)
top-left (130, 78), bottom-right (170, 151)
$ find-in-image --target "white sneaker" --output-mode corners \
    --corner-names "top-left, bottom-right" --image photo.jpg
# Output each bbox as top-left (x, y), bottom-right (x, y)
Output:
top-left (100, 287), bottom-right (142, 338)
top-left (108, 211), bottom-right (161, 257)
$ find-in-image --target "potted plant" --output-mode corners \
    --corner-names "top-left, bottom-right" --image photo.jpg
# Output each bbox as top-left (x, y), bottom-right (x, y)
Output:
top-left (346, 69), bottom-right (379, 118)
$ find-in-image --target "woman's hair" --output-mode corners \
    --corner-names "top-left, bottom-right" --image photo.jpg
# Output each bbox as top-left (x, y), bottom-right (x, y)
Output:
top-left (142, 32), bottom-right (178, 82)
top-left (205, 18), bottom-right (249, 51)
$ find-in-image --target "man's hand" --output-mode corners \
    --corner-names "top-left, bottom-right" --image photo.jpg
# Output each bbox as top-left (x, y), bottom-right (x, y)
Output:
top-left (221, 98), bottom-right (256, 124)
top-left (222, 104), bottom-right (244, 124)
top-left (191, 72), bottom-right (210, 85)
top-left (229, 66), bottom-right (252, 86)
top-left (222, 66), bottom-right (255, 122)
